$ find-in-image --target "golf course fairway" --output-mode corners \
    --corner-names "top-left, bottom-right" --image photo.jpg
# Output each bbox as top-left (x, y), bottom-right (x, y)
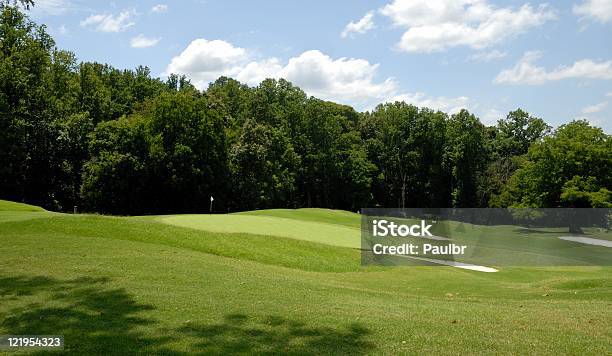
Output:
top-left (1, 200), bottom-right (611, 354)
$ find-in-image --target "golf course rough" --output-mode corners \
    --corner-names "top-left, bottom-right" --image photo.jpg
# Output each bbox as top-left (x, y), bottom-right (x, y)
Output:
top-left (1, 200), bottom-right (611, 354)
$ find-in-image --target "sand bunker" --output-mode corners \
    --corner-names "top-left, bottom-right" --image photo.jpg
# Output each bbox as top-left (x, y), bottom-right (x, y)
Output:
top-left (400, 255), bottom-right (498, 272)
top-left (558, 236), bottom-right (612, 248)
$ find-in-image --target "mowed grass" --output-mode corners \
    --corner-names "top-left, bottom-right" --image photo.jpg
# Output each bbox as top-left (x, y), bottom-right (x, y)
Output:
top-left (237, 208), bottom-right (361, 228)
top-left (0, 200), bottom-right (46, 212)
top-left (159, 213), bottom-right (360, 248)
top-left (161, 211), bottom-right (611, 266)
top-left (1, 201), bottom-right (611, 354)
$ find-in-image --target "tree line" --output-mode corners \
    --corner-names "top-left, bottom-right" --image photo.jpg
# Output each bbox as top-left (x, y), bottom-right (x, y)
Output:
top-left (1, 5), bottom-right (610, 215)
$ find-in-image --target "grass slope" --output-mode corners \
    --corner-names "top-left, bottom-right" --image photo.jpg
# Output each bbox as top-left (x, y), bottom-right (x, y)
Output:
top-left (0, 200), bottom-right (45, 212)
top-left (237, 208), bottom-right (361, 228)
top-left (159, 214), bottom-right (360, 248)
top-left (1, 201), bottom-right (611, 354)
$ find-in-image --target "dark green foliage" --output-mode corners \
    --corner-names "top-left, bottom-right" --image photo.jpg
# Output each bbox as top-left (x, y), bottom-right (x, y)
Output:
top-left (362, 102), bottom-right (449, 208)
top-left (443, 109), bottom-right (488, 207)
top-left (0, 6), bottom-right (609, 214)
top-left (485, 109), bottom-right (551, 207)
top-left (498, 120), bottom-right (611, 208)
top-left (229, 119), bottom-right (299, 210)
top-left (0, 5), bottom-right (61, 207)
top-left (81, 117), bottom-right (151, 214)
top-left (81, 91), bottom-right (228, 214)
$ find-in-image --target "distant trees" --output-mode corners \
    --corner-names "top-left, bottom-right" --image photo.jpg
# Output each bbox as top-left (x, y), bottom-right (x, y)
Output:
top-left (497, 120), bottom-right (611, 208)
top-left (81, 116), bottom-right (151, 214)
top-left (362, 103), bottom-right (448, 208)
top-left (486, 109), bottom-right (551, 207)
top-left (81, 91), bottom-right (228, 214)
top-left (444, 109), bottom-right (488, 207)
top-left (0, 5), bottom-right (610, 214)
top-left (230, 119), bottom-right (299, 210)
top-left (0, 5), bottom-right (66, 208)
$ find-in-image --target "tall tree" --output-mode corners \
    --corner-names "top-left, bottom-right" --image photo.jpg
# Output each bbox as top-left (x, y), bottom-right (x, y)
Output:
top-left (364, 103), bottom-right (449, 208)
top-left (498, 120), bottom-right (611, 208)
top-left (229, 119), bottom-right (299, 210)
top-left (444, 109), bottom-right (487, 207)
top-left (487, 109), bottom-right (550, 207)
top-left (0, 5), bottom-right (62, 207)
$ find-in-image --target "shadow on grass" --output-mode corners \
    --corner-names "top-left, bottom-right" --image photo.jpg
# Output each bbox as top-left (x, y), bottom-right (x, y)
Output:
top-left (0, 275), bottom-right (178, 354)
top-left (180, 314), bottom-right (374, 355)
top-left (0, 275), bottom-right (374, 354)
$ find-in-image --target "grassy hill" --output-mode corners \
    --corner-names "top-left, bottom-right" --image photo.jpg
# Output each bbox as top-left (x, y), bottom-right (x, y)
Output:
top-left (0, 201), bottom-right (611, 354)
top-left (0, 199), bottom-right (46, 212)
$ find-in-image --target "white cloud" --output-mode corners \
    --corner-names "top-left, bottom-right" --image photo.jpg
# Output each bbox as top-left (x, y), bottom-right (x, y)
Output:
top-left (581, 101), bottom-right (608, 114)
top-left (80, 11), bottom-right (135, 33)
top-left (151, 4), bottom-right (168, 13)
top-left (573, 0), bottom-right (612, 23)
top-left (166, 38), bottom-right (468, 111)
top-left (480, 108), bottom-right (504, 125)
top-left (166, 39), bottom-right (248, 85)
top-left (386, 92), bottom-right (469, 114)
top-left (607, 91), bottom-right (612, 97)
top-left (341, 11), bottom-right (376, 38)
top-left (130, 34), bottom-right (161, 48)
top-left (575, 115), bottom-right (605, 128)
top-left (468, 49), bottom-right (507, 62)
top-left (29, 0), bottom-right (72, 16)
top-left (235, 58), bottom-right (284, 85)
top-left (494, 51), bottom-right (612, 85)
top-left (379, 0), bottom-right (556, 53)
top-left (282, 50), bottom-right (398, 106)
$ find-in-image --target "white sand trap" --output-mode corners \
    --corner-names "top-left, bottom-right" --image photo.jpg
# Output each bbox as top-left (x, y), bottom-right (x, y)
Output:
top-left (558, 236), bottom-right (612, 248)
top-left (399, 255), bottom-right (498, 272)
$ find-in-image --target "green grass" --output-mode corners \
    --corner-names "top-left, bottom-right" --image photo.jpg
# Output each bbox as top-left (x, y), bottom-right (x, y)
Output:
top-left (237, 208), bottom-right (361, 228)
top-left (1, 201), bottom-right (611, 354)
top-left (159, 214), bottom-right (360, 248)
top-left (0, 199), bottom-right (45, 212)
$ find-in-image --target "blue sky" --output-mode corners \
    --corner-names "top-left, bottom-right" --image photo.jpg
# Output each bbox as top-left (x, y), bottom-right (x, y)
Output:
top-left (29, 0), bottom-right (612, 131)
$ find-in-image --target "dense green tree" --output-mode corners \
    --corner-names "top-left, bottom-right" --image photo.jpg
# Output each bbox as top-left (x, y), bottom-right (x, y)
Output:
top-left (498, 120), bottom-right (611, 208)
top-left (146, 91), bottom-right (228, 212)
top-left (444, 109), bottom-right (488, 207)
top-left (362, 103), bottom-right (449, 208)
top-left (78, 62), bottom-right (168, 124)
top-left (81, 116), bottom-right (151, 214)
top-left (486, 109), bottom-right (551, 207)
top-left (81, 90), bottom-right (229, 214)
top-left (297, 99), bottom-right (354, 208)
top-left (0, 5), bottom-right (62, 207)
top-left (229, 119), bottom-right (299, 210)
top-left (494, 109), bottom-right (551, 157)
top-left (333, 131), bottom-right (375, 209)
top-left (206, 76), bottom-right (251, 135)
top-left (55, 112), bottom-right (93, 208)
top-left (560, 176), bottom-right (611, 208)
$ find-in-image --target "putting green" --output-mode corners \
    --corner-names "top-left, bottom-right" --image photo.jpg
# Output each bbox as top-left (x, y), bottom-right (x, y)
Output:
top-left (159, 214), bottom-right (361, 249)
top-left (237, 208), bottom-right (361, 228)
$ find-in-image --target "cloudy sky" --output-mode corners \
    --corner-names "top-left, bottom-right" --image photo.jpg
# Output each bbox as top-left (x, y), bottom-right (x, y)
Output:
top-left (30, 0), bottom-right (611, 131)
